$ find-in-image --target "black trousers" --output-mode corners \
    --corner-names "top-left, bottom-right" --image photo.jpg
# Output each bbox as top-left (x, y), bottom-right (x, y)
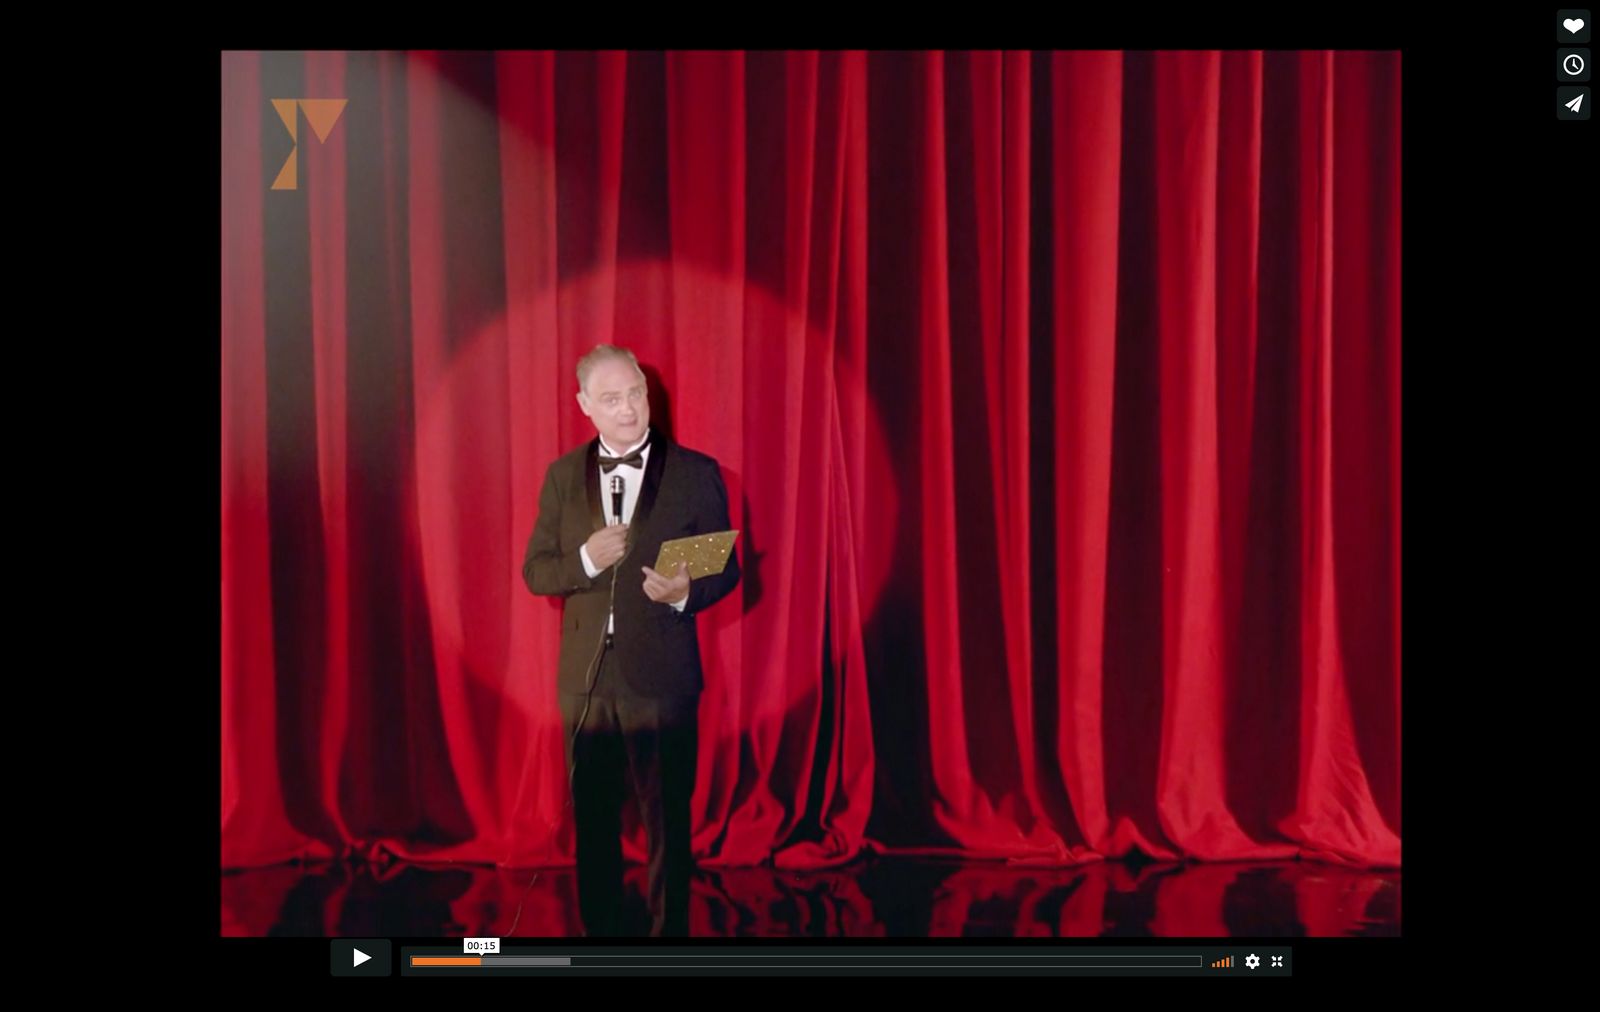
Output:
top-left (559, 641), bottom-right (699, 937)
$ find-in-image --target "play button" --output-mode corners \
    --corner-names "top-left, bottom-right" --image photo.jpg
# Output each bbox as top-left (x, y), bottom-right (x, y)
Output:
top-left (331, 939), bottom-right (391, 976)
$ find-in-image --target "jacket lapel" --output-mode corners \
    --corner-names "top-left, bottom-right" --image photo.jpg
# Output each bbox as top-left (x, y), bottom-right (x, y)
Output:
top-left (584, 437), bottom-right (604, 532)
top-left (627, 430), bottom-right (666, 554)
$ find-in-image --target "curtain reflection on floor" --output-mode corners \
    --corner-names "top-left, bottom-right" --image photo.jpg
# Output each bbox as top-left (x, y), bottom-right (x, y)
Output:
top-left (222, 857), bottom-right (1397, 938)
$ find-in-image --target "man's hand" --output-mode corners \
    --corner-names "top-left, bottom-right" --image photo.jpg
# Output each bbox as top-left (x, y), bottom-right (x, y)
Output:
top-left (642, 562), bottom-right (691, 605)
top-left (584, 524), bottom-right (629, 569)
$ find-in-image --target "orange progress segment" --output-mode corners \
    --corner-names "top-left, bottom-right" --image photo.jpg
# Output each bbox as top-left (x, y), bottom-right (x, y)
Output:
top-left (411, 957), bottom-right (482, 966)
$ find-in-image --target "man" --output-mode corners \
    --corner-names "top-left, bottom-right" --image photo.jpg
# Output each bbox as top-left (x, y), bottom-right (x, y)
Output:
top-left (522, 344), bottom-right (740, 937)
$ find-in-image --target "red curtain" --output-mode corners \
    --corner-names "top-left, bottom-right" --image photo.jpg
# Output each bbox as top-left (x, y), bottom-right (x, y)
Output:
top-left (222, 50), bottom-right (1400, 873)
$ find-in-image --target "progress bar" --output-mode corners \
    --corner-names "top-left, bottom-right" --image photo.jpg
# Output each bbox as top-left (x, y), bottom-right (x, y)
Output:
top-left (401, 947), bottom-right (1292, 976)
top-left (413, 957), bottom-right (572, 967)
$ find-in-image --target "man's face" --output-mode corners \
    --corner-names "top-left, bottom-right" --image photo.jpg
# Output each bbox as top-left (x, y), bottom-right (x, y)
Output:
top-left (578, 357), bottom-right (650, 450)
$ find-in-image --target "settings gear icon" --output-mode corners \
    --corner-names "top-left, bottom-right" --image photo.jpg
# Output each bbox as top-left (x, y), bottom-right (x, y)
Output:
top-left (1245, 953), bottom-right (1261, 969)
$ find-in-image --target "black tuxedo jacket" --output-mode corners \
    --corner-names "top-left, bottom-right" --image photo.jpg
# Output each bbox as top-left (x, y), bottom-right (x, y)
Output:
top-left (522, 431), bottom-right (740, 698)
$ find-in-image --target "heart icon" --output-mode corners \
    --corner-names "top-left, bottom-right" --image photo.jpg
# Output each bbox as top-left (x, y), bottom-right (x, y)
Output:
top-left (1565, 18), bottom-right (1585, 33)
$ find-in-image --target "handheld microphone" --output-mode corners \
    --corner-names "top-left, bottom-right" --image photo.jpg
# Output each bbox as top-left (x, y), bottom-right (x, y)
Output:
top-left (610, 474), bottom-right (624, 526)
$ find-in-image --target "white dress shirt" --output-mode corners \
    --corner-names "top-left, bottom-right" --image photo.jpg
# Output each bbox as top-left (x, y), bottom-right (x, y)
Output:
top-left (578, 428), bottom-right (688, 630)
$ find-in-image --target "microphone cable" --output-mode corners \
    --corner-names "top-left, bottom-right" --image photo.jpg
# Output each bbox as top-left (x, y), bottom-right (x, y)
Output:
top-left (507, 519), bottom-right (632, 936)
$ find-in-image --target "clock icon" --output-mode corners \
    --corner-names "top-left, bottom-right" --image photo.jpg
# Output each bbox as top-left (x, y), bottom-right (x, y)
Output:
top-left (1559, 49), bottom-right (1591, 81)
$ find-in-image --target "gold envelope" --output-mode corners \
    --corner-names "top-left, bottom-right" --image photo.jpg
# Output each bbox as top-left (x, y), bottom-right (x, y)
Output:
top-left (654, 530), bottom-right (740, 579)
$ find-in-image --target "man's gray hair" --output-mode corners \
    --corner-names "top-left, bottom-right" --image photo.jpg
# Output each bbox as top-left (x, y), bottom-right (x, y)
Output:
top-left (576, 344), bottom-right (646, 395)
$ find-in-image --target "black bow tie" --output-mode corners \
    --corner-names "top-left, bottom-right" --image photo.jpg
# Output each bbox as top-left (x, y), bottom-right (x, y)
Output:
top-left (599, 448), bottom-right (645, 473)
